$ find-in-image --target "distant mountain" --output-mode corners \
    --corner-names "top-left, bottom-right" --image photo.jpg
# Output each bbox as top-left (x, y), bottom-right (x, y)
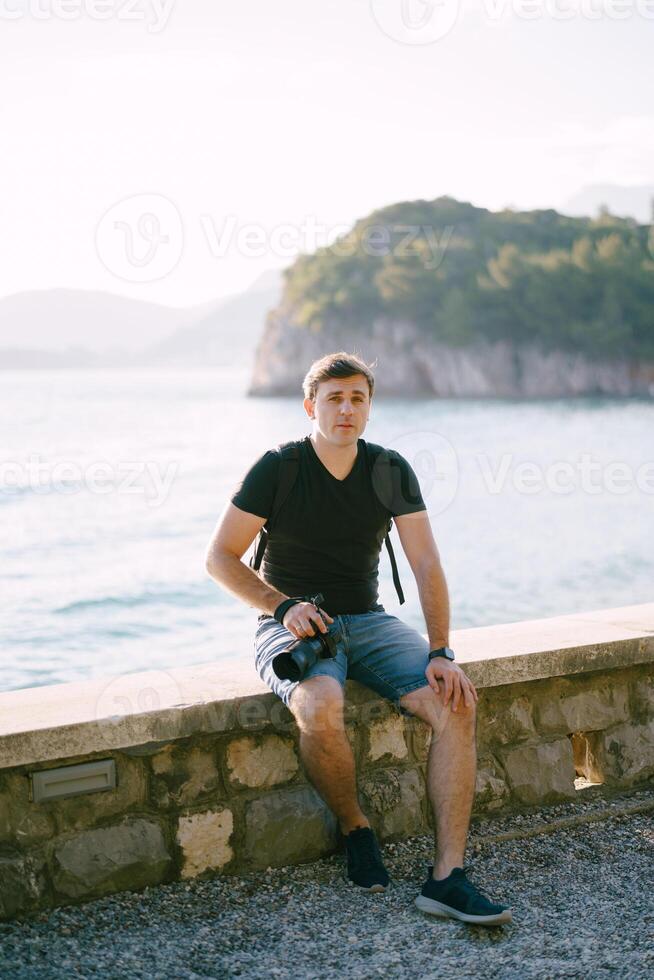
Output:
top-left (0, 347), bottom-right (112, 369)
top-left (244, 267), bottom-right (288, 295)
top-left (0, 271), bottom-right (284, 368)
top-left (563, 185), bottom-right (654, 224)
top-left (144, 278), bottom-right (283, 367)
top-left (0, 289), bottom-right (196, 355)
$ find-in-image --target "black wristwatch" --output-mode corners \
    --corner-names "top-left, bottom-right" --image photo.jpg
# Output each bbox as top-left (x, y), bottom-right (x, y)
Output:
top-left (428, 646), bottom-right (455, 662)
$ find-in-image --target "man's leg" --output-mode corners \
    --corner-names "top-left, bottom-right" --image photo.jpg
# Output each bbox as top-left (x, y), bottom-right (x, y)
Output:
top-left (399, 685), bottom-right (476, 879)
top-left (290, 675), bottom-right (369, 834)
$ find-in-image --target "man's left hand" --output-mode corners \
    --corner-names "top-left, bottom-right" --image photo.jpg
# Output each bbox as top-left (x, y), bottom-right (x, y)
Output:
top-left (425, 658), bottom-right (478, 712)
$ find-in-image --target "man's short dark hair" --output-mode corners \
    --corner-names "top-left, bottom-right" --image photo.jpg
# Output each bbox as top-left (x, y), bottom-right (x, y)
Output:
top-left (302, 351), bottom-right (376, 402)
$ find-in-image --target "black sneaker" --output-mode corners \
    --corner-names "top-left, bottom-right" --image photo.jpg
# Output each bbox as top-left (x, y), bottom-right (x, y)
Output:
top-left (415, 865), bottom-right (512, 926)
top-left (345, 827), bottom-right (390, 893)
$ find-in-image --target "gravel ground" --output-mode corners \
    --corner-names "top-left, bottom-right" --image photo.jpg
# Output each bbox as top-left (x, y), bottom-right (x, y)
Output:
top-left (1, 787), bottom-right (652, 980)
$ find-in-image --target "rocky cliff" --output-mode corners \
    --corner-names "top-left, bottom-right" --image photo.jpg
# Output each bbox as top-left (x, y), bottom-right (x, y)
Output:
top-left (249, 310), bottom-right (654, 399)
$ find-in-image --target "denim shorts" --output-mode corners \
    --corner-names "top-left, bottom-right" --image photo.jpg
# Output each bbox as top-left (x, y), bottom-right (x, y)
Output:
top-left (253, 609), bottom-right (431, 715)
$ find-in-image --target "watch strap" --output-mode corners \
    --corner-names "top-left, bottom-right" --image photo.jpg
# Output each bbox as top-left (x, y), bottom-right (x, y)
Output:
top-left (273, 592), bottom-right (326, 625)
top-left (273, 598), bottom-right (302, 624)
top-left (428, 646), bottom-right (455, 662)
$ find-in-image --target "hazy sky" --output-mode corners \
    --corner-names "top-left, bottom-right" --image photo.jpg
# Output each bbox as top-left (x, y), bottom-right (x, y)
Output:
top-left (2, 0), bottom-right (653, 307)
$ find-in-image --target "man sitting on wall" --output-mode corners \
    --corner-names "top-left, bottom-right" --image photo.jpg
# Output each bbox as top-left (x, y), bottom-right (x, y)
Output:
top-left (205, 351), bottom-right (511, 926)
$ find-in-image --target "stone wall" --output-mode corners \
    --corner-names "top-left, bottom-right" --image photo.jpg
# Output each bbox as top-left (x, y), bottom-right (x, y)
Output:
top-left (0, 603), bottom-right (652, 921)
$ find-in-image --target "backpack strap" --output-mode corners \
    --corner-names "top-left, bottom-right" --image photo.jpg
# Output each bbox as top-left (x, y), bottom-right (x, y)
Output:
top-left (249, 442), bottom-right (301, 571)
top-left (363, 441), bottom-right (405, 605)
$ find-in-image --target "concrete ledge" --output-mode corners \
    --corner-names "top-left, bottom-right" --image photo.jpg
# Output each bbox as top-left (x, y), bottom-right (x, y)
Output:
top-left (456, 603), bottom-right (654, 688)
top-left (0, 603), bottom-right (652, 770)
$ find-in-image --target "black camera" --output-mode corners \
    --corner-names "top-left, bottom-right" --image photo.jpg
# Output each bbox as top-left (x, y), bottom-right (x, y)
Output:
top-left (272, 593), bottom-right (343, 681)
top-left (272, 624), bottom-right (343, 681)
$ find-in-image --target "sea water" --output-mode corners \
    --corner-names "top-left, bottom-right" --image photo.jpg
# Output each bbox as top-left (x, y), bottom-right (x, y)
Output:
top-left (1, 367), bottom-right (652, 692)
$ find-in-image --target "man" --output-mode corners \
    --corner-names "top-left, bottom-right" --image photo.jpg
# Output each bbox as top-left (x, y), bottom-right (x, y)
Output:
top-left (205, 351), bottom-right (511, 926)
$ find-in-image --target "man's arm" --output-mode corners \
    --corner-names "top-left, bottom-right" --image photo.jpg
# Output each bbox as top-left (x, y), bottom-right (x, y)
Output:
top-left (205, 502), bottom-right (289, 615)
top-left (394, 511), bottom-right (450, 649)
top-left (395, 511), bottom-right (476, 710)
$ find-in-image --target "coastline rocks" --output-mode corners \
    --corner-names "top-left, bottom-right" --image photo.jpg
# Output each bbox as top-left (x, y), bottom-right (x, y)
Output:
top-left (249, 310), bottom-right (654, 398)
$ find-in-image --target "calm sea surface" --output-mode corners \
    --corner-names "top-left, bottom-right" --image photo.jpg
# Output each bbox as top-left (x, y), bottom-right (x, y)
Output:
top-left (1, 368), bottom-right (652, 693)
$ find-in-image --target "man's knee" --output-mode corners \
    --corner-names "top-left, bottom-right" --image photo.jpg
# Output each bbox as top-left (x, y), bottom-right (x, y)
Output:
top-left (400, 684), bottom-right (476, 737)
top-left (289, 676), bottom-right (345, 734)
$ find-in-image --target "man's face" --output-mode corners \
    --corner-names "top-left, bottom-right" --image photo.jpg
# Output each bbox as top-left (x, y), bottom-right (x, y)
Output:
top-left (304, 374), bottom-right (372, 444)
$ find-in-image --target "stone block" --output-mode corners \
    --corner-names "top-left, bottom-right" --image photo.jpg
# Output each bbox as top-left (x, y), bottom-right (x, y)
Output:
top-left (345, 723), bottom-right (358, 756)
top-left (149, 744), bottom-right (223, 808)
top-left (583, 720), bottom-right (654, 786)
top-left (344, 680), bottom-right (381, 710)
top-left (351, 696), bottom-right (392, 727)
top-left (225, 735), bottom-right (298, 790)
top-left (172, 699), bottom-right (237, 738)
top-left (477, 694), bottom-right (536, 748)
top-left (266, 700), bottom-right (297, 735)
top-left (44, 755), bottom-right (148, 834)
top-left (245, 787), bottom-right (338, 869)
top-left (234, 695), bottom-right (276, 732)
top-left (359, 768), bottom-right (427, 840)
top-left (366, 715), bottom-right (408, 764)
top-left (406, 718), bottom-right (432, 762)
top-left (0, 772), bottom-right (56, 844)
top-left (0, 850), bottom-right (49, 920)
top-left (176, 808), bottom-right (234, 878)
top-left (52, 818), bottom-right (172, 899)
top-left (570, 732), bottom-right (602, 783)
top-left (534, 680), bottom-right (629, 735)
top-left (121, 740), bottom-right (177, 757)
top-left (500, 739), bottom-right (577, 805)
top-left (630, 672), bottom-right (654, 723)
top-left (473, 757), bottom-right (510, 813)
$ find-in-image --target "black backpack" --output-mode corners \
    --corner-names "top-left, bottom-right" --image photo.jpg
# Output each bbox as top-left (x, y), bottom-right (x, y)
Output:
top-left (249, 439), bottom-right (405, 604)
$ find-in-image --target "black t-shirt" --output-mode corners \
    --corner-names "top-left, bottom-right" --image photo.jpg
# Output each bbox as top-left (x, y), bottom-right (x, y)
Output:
top-left (230, 436), bottom-right (426, 615)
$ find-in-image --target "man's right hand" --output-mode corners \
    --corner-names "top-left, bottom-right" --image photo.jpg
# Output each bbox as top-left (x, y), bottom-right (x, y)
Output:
top-left (282, 602), bottom-right (334, 639)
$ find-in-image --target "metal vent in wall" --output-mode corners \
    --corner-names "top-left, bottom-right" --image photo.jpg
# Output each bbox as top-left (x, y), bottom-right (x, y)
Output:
top-left (30, 759), bottom-right (116, 803)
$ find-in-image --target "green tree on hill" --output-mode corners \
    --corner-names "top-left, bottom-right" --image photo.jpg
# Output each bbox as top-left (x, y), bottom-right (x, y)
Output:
top-left (280, 197), bottom-right (654, 360)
